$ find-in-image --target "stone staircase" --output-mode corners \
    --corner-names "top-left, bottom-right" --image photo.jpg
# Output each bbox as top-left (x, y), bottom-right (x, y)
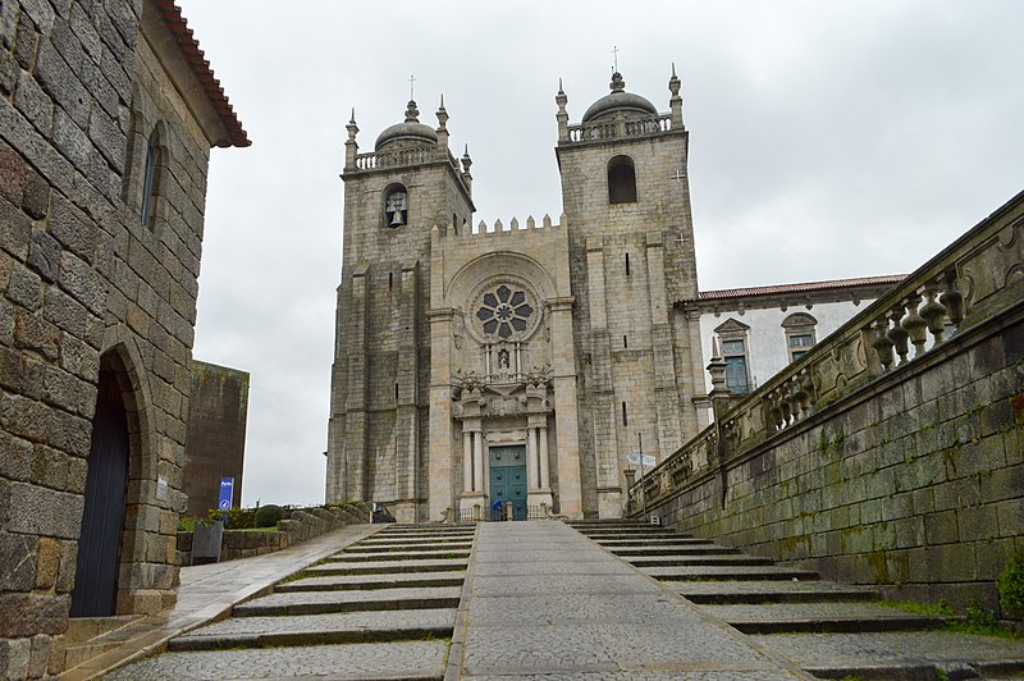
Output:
top-left (572, 520), bottom-right (1024, 680)
top-left (106, 524), bottom-right (475, 680)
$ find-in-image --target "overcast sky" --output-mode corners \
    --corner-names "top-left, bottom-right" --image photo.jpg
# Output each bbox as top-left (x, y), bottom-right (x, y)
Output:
top-left (175, 0), bottom-right (1024, 507)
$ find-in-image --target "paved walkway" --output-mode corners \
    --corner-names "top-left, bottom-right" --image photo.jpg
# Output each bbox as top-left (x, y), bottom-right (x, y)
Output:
top-left (457, 522), bottom-right (810, 679)
top-left (61, 524), bottom-right (380, 680)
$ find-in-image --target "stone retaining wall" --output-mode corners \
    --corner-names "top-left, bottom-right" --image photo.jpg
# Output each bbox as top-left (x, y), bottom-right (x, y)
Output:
top-left (646, 306), bottom-right (1022, 611)
top-left (176, 503), bottom-right (371, 564)
top-left (633, 190), bottom-right (1024, 614)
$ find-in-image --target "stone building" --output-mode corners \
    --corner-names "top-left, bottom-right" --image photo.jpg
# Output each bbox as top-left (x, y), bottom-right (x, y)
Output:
top-left (182, 360), bottom-right (250, 518)
top-left (0, 0), bottom-right (246, 676)
top-left (327, 70), bottom-right (711, 522)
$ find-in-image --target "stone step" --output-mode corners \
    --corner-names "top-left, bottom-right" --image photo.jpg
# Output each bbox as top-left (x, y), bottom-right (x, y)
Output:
top-left (277, 571), bottom-right (466, 592)
top-left (643, 565), bottom-right (820, 581)
top-left (360, 535), bottom-right (474, 545)
top-left (701, 602), bottom-right (946, 634)
top-left (103, 641), bottom-right (451, 680)
top-left (608, 545), bottom-right (741, 556)
top-left (673, 580), bottom-right (878, 604)
top-left (325, 549), bottom-right (471, 562)
top-left (574, 528), bottom-right (677, 537)
top-left (625, 554), bottom-right (773, 568)
top-left (233, 586), bottom-right (463, 617)
top-left (376, 526), bottom-right (476, 535)
top-left (342, 542), bottom-right (473, 553)
top-left (747, 631), bottom-right (1024, 680)
top-left (595, 537), bottom-right (713, 546)
top-left (305, 559), bottom-right (468, 576)
top-left (168, 608), bottom-right (457, 651)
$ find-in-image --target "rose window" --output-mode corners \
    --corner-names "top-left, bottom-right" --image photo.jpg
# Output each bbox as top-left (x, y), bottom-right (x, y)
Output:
top-left (475, 284), bottom-right (534, 339)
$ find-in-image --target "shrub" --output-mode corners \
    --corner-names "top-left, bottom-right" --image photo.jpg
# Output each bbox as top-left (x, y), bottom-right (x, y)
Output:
top-left (254, 504), bottom-right (284, 528)
top-left (998, 550), bottom-right (1024, 618)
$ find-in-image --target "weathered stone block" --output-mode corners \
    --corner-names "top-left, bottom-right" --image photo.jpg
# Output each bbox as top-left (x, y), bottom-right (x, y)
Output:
top-left (924, 509), bottom-right (958, 545)
top-left (7, 266), bottom-right (42, 310)
top-left (0, 532), bottom-right (38, 591)
top-left (7, 482), bottom-right (83, 539)
top-left (0, 593), bottom-right (69, 637)
top-left (0, 637), bottom-right (32, 681)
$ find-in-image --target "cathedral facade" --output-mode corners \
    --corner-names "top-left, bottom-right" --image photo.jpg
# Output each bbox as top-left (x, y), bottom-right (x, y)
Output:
top-left (326, 70), bottom-right (708, 521)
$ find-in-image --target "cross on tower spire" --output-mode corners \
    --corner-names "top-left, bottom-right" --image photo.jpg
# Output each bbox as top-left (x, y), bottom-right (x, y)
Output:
top-left (612, 45), bottom-right (620, 72)
top-left (409, 74), bottom-right (416, 101)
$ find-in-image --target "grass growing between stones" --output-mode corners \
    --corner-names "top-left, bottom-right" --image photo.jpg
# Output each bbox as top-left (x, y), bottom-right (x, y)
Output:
top-left (879, 599), bottom-right (954, 617)
top-left (881, 598), bottom-right (1024, 640)
top-left (947, 600), bottom-right (1024, 641)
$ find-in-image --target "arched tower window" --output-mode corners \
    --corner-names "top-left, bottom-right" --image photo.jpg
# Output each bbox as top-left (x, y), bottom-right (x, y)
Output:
top-left (383, 184), bottom-right (409, 228)
top-left (607, 155), bottom-right (637, 204)
top-left (140, 129), bottom-right (161, 228)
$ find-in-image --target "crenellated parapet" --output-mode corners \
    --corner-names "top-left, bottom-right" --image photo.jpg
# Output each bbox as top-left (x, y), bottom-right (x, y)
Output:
top-left (431, 214), bottom-right (567, 239)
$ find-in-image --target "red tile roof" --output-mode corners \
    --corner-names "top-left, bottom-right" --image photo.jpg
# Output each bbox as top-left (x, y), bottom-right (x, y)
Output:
top-left (155, 0), bottom-right (250, 147)
top-left (695, 274), bottom-right (905, 302)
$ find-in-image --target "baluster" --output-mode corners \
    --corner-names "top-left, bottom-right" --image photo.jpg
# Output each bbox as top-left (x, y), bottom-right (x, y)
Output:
top-left (886, 305), bottom-right (910, 365)
top-left (779, 383), bottom-right (793, 427)
top-left (920, 279), bottom-right (948, 346)
top-left (792, 375), bottom-right (809, 421)
top-left (871, 316), bottom-right (895, 372)
top-left (767, 392), bottom-right (783, 432)
top-left (939, 270), bottom-right (964, 334)
top-left (902, 290), bottom-right (928, 357)
top-left (801, 368), bottom-right (817, 415)
top-left (795, 370), bottom-right (813, 418)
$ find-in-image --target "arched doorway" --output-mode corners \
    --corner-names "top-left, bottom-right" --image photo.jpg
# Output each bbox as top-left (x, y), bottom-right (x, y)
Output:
top-left (70, 359), bottom-right (130, 617)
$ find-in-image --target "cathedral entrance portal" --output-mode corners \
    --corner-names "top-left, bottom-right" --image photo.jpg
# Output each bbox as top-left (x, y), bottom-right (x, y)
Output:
top-left (489, 446), bottom-right (527, 520)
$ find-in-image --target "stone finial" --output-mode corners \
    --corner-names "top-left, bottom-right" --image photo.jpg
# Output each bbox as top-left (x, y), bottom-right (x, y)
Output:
top-left (610, 71), bottom-right (625, 92)
top-left (556, 79), bottom-right (569, 142)
top-left (344, 108), bottom-right (359, 170)
top-left (526, 215), bottom-right (536, 230)
top-left (436, 95), bottom-right (450, 157)
top-left (404, 100), bottom-right (420, 123)
top-left (669, 63), bottom-right (684, 129)
top-left (461, 144), bottom-right (473, 196)
top-left (436, 95), bottom-right (448, 129)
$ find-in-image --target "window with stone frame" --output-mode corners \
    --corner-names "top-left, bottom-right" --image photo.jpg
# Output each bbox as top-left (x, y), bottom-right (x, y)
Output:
top-left (715, 318), bottom-right (752, 395)
top-left (141, 129), bottom-right (161, 228)
top-left (607, 155), bottom-right (637, 204)
top-left (782, 312), bottom-right (818, 363)
top-left (383, 184), bottom-right (409, 228)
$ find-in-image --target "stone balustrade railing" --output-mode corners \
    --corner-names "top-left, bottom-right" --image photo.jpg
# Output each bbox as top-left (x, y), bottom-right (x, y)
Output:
top-left (567, 113), bottom-right (673, 143)
top-left (630, 191), bottom-right (1024, 510)
top-left (354, 147), bottom-right (459, 171)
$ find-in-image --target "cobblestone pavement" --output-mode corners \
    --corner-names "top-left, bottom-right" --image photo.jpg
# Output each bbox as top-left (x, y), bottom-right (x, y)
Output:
top-left (105, 524), bottom-right (475, 680)
top-left (578, 520), bottom-right (1024, 679)
top-left (459, 522), bottom-right (808, 678)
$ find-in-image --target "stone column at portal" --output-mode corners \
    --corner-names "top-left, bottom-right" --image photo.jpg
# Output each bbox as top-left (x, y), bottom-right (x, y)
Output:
top-left (473, 430), bottom-right (484, 493)
top-left (463, 430), bottom-right (473, 492)
top-left (539, 425), bottom-right (550, 490)
top-left (527, 428), bottom-right (539, 489)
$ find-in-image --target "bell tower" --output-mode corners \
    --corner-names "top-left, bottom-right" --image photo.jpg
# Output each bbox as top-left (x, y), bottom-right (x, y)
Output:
top-left (556, 67), bottom-right (707, 517)
top-left (326, 98), bottom-right (474, 522)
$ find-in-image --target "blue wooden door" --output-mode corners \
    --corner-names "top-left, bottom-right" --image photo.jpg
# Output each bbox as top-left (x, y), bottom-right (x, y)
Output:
top-left (489, 446), bottom-right (528, 520)
top-left (71, 368), bottom-right (129, 617)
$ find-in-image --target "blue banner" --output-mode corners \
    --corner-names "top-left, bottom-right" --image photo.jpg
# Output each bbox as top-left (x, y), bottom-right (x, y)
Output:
top-left (218, 477), bottom-right (234, 511)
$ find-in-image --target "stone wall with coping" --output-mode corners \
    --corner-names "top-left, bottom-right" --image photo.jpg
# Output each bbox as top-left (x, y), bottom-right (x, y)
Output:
top-left (631, 190), bottom-right (1024, 612)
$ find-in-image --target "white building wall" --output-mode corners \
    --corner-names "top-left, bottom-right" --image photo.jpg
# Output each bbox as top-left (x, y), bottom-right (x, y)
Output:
top-left (698, 299), bottom-right (873, 396)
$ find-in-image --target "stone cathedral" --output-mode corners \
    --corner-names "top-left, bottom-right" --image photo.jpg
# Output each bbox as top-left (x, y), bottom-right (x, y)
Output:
top-left (326, 69), bottom-right (709, 522)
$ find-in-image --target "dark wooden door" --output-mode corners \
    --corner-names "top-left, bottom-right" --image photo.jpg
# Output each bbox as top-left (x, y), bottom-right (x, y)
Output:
top-left (71, 368), bottom-right (129, 617)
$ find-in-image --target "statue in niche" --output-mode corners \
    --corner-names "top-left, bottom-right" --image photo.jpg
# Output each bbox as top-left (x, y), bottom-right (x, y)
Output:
top-left (498, 348), bottom-right (510, 370)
